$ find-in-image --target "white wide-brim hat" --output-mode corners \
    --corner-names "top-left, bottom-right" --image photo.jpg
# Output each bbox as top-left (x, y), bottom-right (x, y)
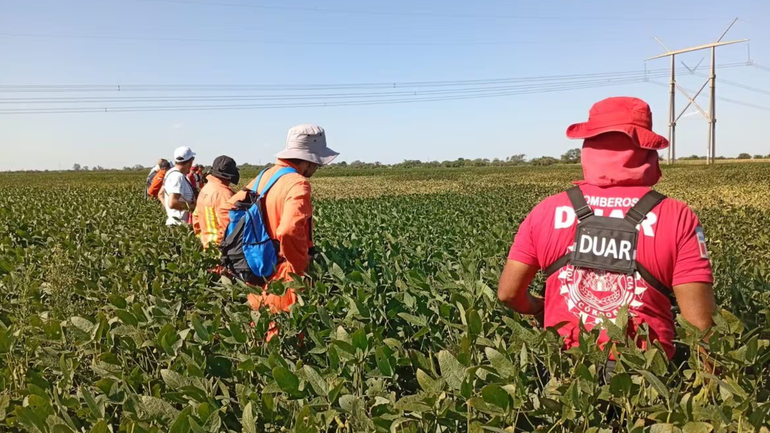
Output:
top-left (276, 124), bottom-right (339, 166)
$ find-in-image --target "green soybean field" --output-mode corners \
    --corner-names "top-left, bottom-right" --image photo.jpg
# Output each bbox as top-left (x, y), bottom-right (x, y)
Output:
top-left (0, 164), bottom-right (769, 432)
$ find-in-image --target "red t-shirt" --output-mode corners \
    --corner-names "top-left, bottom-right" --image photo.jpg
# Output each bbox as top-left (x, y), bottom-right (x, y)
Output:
top-left (508, 184), bottom-right (713, 358)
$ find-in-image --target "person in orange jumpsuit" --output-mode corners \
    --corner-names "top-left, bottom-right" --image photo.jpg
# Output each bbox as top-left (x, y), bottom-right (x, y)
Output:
top-left (228, 124), bottom-right (339, 340)
top-left (193, 155), bottom-right (239, 248)
top-left (147, 159), bottom-right (171, 199)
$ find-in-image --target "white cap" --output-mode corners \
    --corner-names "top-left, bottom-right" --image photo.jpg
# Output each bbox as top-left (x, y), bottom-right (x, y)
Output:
top-left (173, 146), bottom-right (196, 163)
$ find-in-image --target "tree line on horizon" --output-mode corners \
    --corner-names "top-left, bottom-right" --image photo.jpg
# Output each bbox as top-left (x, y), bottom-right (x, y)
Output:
top-left (6, 149), bottom-right (770, 173)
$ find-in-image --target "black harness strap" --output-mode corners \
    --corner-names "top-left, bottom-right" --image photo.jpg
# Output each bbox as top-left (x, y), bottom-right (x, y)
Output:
top-left (566, 186), bottom-right (593, 221)
top-left (544, 254), bottom-right (570, 278)
top-left (625, 190), bottom-right (666, 226)
top-left (636, 261), bottom-right (673, 297)
top-left (541, 187), bottom-right (674, 300)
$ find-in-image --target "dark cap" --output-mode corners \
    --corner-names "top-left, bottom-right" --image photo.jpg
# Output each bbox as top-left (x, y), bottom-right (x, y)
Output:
top-left (210, 155), bottom-right (240, 184)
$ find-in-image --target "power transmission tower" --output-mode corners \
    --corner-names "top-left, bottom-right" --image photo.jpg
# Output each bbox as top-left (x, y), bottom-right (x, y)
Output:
top-left (646, 18), bottom-right (748, 165)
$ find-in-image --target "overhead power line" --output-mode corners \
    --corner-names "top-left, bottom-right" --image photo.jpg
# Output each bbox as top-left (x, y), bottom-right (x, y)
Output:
top-left (0, 62), bottom-right (748, 94)
top-left (0, 31), bottom-right (647, 47)
top-left (0, 63), bottom-right (753, 115)
top-left (648, 80), bottom-right (770, 112)
top-left (0, 80), bottom-right (659, 115)
top-left (119, 0), bottom-right (721, 21)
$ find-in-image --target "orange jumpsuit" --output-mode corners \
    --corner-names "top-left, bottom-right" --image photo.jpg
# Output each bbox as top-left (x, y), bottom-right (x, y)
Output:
top-left (193, 176), bottom-right (235, 248)
top-left (147, 169), bottom-right (167, 198)
top-left (228, 159), bottom-right (313, 327)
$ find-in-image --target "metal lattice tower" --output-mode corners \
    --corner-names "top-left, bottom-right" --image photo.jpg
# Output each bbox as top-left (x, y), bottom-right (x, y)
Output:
top-left (646, 18), bottom-right (748, 165)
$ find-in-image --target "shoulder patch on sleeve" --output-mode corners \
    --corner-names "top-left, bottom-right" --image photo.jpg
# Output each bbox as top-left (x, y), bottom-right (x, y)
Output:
top-left (695, 226), bottom-right (709, 259)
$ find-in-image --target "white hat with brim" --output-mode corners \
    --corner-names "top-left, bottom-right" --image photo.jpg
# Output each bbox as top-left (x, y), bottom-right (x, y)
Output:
top-left (174, 146), bottom-right (196, 163)
top-left (276, 124), bottom-right (339, 166)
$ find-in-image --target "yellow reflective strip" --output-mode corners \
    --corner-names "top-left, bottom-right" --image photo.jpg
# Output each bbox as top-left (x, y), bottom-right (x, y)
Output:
top-left (206, 207), bottom-right (217, 245)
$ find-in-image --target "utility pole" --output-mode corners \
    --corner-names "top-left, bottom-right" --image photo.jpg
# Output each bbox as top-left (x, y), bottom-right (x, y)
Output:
top-left (646, 18), bottom-right (748, 164)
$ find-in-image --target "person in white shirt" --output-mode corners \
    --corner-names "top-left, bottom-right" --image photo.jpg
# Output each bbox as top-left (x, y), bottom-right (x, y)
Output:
top-left (159, 147), bottom-right (197, 226)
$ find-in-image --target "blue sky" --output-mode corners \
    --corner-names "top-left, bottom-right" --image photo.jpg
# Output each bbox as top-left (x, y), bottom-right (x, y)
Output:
top-left (1, 0), bottom-right (768, 171)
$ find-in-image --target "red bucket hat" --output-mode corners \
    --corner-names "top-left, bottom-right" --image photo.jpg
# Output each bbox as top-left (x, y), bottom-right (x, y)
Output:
top-left (566, 97), bottom-right (669, 150)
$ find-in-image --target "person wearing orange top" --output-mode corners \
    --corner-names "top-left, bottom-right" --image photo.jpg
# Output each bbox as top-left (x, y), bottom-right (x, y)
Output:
top-left (193, 156), bottom-right (240, 248)
top-left (147, 159), bottom-right (171, 199)
top-left (228, 124), bottom-right (339, 339)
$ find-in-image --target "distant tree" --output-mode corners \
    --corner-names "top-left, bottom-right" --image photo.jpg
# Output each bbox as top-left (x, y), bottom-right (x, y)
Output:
top-left (680, 155), bottom-right (702, 161)
top-left (83, 166), bottom-right (89, 171)
top-left (506, 154), bottom-right (526, 165)
top-left (737, 153), bottom-right (752, 160)
top-left (72, 163), bottom-right (81, 171)
top-left (560, 148), bottom-right (581, 164)
top-left (133, 164), bottom-right (145, 171)
top-left (530, 156), bottom-right (559, 166)
top-left (753, 155), bottom-right (764, 160)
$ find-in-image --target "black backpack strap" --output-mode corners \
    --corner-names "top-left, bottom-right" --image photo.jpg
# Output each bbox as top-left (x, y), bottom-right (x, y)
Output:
top-left (635, 261), bottom-right (674, 300)
top-left (544, 253), bottom-right (571, 278)
top-left (625, 190), bottom-right (666, 225)
top-left (566, 186), bottom-right (593, 221)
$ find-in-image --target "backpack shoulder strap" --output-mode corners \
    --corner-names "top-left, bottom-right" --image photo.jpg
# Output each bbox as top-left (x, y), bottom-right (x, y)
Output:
top-left (258, 167), bottom-right (298, 199)
top-left (625, 190), bottom-right (666, 225)
top-left (252, 167), bottom-right (270, 193)
top-left (544, 253), bottom-right (571, 278)
top-left (566, 186), bottom-right (593, 221)
top-left (636, 261), bottom-right (674, 299)
top-left (542, 186), bottom-right (589, 277)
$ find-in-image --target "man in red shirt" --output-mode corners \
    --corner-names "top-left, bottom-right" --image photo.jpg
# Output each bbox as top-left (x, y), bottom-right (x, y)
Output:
top-left (498, 97), bottom-right (716, 361)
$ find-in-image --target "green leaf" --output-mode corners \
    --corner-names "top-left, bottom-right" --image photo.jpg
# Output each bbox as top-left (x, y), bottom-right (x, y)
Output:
top-left (649, 424), bottom-right (680, 433)
top-left (484, 348), bottom-right (517, 379)
top-left (331, 340), bottom-right (356, 355)
top-left (189, 419), bottom-right (207, 433)
top-left (108, 294), bottom-right (127, 309)
top-left (302, 365), bottom-right (328, 396)
top-left (395, 395), bottom-right (432, 413)
top-left (81, 386), bottom-right (104, 420)
top-left (14, 406), bottom-right (47, 433)
top-left (609, 372), bottom-right (632, 397)
top-left (719, 309), bottom-right (744, 334)
top-left (397, 313), bottom-right (427, 327)
top-left (71, 316), bottom-right (95, 334)
top-left (169, 407), bottom-right (192, 433)
top-left (295, 405), bottom-right (318, 433)
top-left (682, 422), bottom-right (713, 433)
top-left (467, 309), bottom-right (482, 336)
top-left (140, 396), bottom-right (180, 422)
top-left (116, 310), bottom-right (138, 327)
top-left (272, 367), bottom-right (302, 397)
top-left (241, 401), bottom-right (257, 433)
top-left (481, 385), bottom-right (509, 409)
top-left (90, 421), bottom-right (109, 433)
top-left (161, 369), bottom-right (189, 389)
top-left (376, 346), bottom-right (393, 377)
top-left (351, 328), bottom-right (368, 351)
top-left (229, 321), bottom-right (248, 344)
top-left (438, 350), bottom-right (464, 391)
top-left (0, 394), bottom-right (9, 421)
top-left (416, 369), bottom-right (440, 393)
top-left (331, 263), bottom-right (345, 280)
top-left (636, 369), bottom-right (670, 401)
top-left (191, 316), bottom-right (211, 342)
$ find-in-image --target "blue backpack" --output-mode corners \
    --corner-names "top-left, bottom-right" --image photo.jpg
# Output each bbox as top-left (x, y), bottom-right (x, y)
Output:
top-left (219, 167), bottom-right (297, 284)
